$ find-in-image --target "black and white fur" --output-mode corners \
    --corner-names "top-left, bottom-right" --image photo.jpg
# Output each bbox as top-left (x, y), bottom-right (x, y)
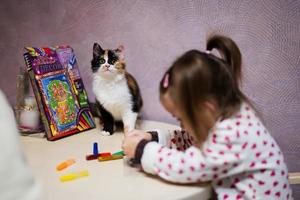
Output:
top-left (91, 43), bottom-right (142, 135)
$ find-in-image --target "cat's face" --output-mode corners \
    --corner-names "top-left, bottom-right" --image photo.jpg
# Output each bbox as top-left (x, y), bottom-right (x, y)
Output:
top-left (91, 43), bottom-right (125, 78)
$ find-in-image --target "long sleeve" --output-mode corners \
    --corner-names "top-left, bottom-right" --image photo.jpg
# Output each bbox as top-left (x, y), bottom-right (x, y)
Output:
top-left (141, 126), bottom-right (245, 183)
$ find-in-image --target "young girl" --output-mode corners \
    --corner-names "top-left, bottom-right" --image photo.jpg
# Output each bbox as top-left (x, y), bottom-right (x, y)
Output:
top-left (122, 35), bottom-right (293, 200)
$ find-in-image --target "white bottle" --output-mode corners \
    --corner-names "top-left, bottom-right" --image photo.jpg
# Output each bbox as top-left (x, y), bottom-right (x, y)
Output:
top-left (19, 97), bottom-right (40, 129)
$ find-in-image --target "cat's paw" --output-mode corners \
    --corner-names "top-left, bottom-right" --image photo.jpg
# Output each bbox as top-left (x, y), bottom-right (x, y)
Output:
top-left (101, 131), bottom-right (111, 136)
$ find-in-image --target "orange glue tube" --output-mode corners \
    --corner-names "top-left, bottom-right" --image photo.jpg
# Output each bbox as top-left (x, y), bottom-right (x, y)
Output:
top-left (98, 154), bottom-right (124, 162)
top-left (60, 170), bottom-right (89, 182)
top-left (56, 159), bottom-right (75, 171)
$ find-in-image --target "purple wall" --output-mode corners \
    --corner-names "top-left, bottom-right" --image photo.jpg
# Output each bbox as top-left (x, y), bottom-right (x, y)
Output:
top-left (0, 0), bottom-right (299, 196)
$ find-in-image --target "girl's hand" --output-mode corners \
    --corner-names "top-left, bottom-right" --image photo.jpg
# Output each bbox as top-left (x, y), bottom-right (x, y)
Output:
top-left (122, 134), bottom-right (144, 159)
top-left (122, 129), bottom-right (152, 159)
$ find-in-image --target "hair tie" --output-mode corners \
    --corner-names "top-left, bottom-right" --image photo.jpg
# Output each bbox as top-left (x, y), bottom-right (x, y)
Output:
top-left (163, 73), bottom-right (170, 88)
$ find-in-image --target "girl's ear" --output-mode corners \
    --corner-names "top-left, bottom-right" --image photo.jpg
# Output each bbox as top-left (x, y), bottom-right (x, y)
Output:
top-left (115, 45), bottom-right (125, 61)
top-left (93, 43), bottom-right (104, 58)
top-left (204, 100), bottom-right (217, 113)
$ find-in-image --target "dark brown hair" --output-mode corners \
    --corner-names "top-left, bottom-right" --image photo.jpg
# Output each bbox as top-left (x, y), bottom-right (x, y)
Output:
top-left (160, 34), bottom-right (250, 143)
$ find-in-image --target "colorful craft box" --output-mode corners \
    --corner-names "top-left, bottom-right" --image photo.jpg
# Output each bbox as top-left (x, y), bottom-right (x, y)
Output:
top-left (23, 46), bottom-right (95, 140)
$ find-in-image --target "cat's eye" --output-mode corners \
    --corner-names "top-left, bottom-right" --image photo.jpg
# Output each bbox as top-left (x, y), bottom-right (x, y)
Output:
top-left (111, 59), bottom-right (116, 64)
top-left (99, 58), bottom-right (105, 64)
top-left (108, 56), bottom-right (118, 65)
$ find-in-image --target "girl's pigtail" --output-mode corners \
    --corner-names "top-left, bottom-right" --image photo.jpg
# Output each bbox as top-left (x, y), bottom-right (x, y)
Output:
top-left (207, 35), bottom-right (242, 86)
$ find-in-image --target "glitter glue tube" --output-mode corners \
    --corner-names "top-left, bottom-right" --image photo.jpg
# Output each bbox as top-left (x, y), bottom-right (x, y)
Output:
top-left (56, 159), bottom-right (75, 171)
top-left (60, 170), bottom-right (89, 182)
top-left (93, 142), bottom-right (99, 155)
top-left (86, 152), bottom-right (111, 161)
top-left (98, 154), bottom-right (123, 162)
top-left (112, 151), bottom-right (125, 156)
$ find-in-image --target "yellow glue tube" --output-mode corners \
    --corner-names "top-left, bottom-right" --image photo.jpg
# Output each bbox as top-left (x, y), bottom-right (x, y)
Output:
top-left (60, 170), bottom-right (89, 182)
top-left (98, 154), bottom-right (124, 162)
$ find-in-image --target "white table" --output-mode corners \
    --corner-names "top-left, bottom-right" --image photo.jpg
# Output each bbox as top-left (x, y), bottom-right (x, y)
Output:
top-left (20, 120), bottom-right (211, 200)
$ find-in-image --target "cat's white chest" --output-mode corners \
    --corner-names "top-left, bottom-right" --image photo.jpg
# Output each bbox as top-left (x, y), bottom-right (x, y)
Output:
top-left (92, 76), bottom-right (132, 120)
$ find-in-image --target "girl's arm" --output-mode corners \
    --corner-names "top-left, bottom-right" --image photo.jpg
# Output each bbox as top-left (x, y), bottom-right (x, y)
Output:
top-left (139, 129), bottom-right (244, 184)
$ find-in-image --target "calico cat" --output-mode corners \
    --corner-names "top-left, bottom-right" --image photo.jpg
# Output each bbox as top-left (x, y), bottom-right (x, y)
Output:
top-left (91, 43), bottom-right (143, 135)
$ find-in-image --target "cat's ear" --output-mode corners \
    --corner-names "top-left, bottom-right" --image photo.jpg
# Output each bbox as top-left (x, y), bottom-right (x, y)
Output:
top-left (93, 43), bottom-right (104, 58)
top-left (115, 45), bottom-right (125, 61)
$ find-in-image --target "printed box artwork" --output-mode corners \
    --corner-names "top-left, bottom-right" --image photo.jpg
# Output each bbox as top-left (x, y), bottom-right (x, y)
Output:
top-left (23, 46), bottom-right (95, 140)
